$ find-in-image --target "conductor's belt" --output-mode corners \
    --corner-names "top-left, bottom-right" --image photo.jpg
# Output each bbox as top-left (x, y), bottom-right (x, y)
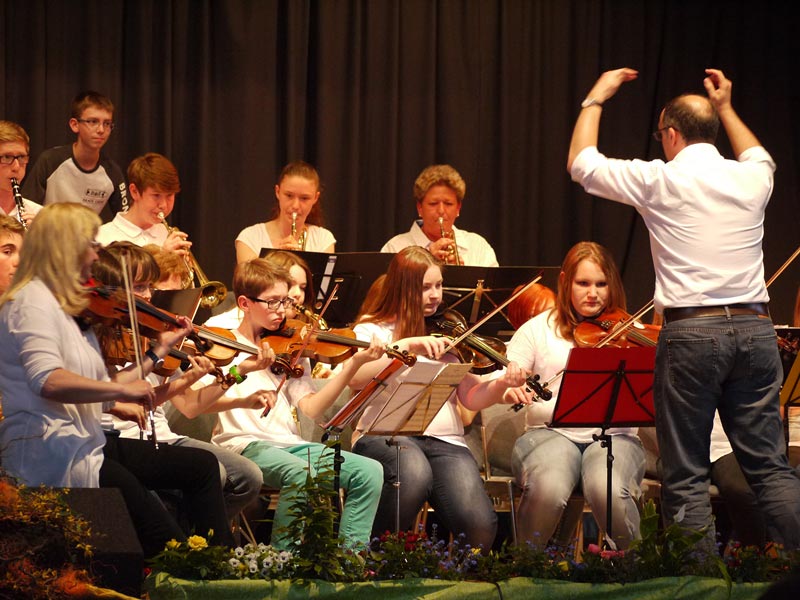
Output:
top-left (662, 302), bottom-right (769, 324)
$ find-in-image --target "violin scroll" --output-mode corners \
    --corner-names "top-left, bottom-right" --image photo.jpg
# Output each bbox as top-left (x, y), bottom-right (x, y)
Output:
top-left (271, 355), bottom-right (305, 379)
top-left (511, 374), bottom-right (552, 412)
top-left (386, 344), bottom-right (417, 366)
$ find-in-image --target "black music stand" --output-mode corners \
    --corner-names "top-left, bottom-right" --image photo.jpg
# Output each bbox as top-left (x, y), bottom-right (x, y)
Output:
top-left (549, 346), bottom-right (656, 546)
top-left (442, 265), bottom-right (559, 338)
top-left (260, 249), bottom-right (393, 327)
top-left (325, 359), bottom-right (473, 532)
top-left (151, 288), bottom-right (203, 321)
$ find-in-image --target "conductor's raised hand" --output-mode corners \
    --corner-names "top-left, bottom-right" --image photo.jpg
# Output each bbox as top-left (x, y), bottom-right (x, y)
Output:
top-left (586, 68), bottom-right (639, 104)
top-left (703, 68), bottom-right (732, 111)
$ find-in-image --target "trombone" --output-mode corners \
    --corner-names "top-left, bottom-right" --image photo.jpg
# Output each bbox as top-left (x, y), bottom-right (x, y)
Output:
top-left (158, 212), bottom-right (228, 308)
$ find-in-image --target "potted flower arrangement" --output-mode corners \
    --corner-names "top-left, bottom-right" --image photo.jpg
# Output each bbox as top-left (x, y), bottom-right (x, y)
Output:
top-left (0, 470), bottom-right (135, 599)
top-left (144, 464), bottom-right (800, 599)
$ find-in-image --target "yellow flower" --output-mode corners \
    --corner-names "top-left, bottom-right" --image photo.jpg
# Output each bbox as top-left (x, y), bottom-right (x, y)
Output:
top-left (557, 560), bottom-right (570, 573)
top-left (166, 539), bottom-right (181, 550)
top-left (187, 535), bottom-right (208, 551)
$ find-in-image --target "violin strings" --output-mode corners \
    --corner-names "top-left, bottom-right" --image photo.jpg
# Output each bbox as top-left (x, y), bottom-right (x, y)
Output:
top-left (595, 299), bottom-right (655, 349)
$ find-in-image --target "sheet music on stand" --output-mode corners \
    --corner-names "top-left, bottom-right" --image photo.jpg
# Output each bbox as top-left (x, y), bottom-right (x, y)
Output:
top-left (323, 359), bottom-right (473, 436)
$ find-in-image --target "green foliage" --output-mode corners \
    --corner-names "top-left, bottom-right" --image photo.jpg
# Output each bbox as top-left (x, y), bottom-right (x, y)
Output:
top-left (273, 450), bottom-right (364, 582)
top-left (148, 534), bottom-right (233, 580)
top-left (627, 499), bottom-right (725, 581)
top-left (723, 541), bottom-right (797, 584)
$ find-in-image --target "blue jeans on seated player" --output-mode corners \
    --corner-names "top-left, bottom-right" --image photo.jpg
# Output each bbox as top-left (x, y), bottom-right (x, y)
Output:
top-left (353, 434), bottom-right (498, 550)
top-left (512, 427), bottom-right (644, 549)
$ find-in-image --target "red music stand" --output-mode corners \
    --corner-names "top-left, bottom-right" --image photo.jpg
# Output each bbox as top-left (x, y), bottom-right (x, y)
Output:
top-left (549, 346), bottom-right (656, 545)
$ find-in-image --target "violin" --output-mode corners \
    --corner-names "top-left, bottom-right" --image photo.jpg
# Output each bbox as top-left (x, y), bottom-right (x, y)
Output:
top-left (425, 308), bottom-right (552, 406)
top-left (573, 308), bottom-right (661, 348)
top-left (262, 318), bottom-right (417, 371)
top-left (426, 308), bottom-right (507, 374)
top-left (84, 284), bottom-right (262, 362)
top-left (101, 327), bottom-right (198, 377)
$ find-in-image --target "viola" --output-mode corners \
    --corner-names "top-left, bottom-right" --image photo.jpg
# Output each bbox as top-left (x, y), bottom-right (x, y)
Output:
top-left (425, 308), bottom-right (552, 406)
top-left (573, 308), bottom-right (661, 348)
top-left (262, 318), bottom-right (417, 369)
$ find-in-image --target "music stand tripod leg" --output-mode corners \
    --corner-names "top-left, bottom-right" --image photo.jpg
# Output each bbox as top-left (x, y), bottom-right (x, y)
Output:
top-left (322, 429), bottom-right (345, 536)
top-left (592, 430), bottom-right (615, 547)
top-left (384, 437), bottom-right (404, 534)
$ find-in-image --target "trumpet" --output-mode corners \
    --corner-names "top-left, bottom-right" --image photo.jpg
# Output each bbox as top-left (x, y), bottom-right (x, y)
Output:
top-left (291, 212), bottom-right (307, 250)
top-left (158, 212), bottom-right (228, 308)
top-left (10, 177), bottom-right (27, 230)
top-left (438, 217), bottom-right (461, 265)
top-left (294, 302), bottom-right (329, 330)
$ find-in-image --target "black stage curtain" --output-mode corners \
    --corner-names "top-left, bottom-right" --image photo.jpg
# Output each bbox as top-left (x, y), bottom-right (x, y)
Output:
top-left (2, 0), bottom-right (798, 321)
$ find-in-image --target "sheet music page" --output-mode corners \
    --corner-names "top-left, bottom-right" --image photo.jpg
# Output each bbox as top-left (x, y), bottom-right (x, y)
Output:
top-left (323, 359), bottom-right (405, 430)
top-left (363, 360), bottom-right (474, 436)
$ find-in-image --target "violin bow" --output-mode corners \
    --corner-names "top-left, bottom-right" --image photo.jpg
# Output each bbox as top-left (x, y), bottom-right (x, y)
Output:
top-left (765, 243), bottom-right (800, 288)
top-left (260, 279), bottom-right (342, 418)
top-left (440, 275), bottom-right (542, 354)
top-left (119, 252), bottom-right (159, 450)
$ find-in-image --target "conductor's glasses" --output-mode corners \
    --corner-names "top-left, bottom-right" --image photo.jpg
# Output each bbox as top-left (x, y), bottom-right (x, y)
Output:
top-left (652, 126), bottom-right (677, 142)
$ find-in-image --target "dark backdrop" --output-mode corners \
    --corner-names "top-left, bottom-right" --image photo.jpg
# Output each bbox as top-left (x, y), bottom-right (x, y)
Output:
top-left (2, 0), bottom-right (798, 322)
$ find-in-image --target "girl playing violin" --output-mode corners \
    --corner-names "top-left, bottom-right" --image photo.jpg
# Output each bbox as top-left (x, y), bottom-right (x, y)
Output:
top-left (206, 257), bottom-right (385, 550)
top-left (348, 246), bottom-right (527, 550)
top-left (94, 241), bottom-right (274, 525)
top-left (503, 241), bottom-right (645, 550)
top-left (235, 161), bottom-right (335, 262)
top-left (0, 204), bottom-right (232, 557)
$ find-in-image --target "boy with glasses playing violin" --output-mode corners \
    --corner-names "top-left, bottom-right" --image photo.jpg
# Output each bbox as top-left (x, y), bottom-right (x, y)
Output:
top-left (204, 257), bottom-right (386, 551)
top-left (22, 91), bottom-right (127, 219)
top-left (0, 120), bottom-right (41, 227)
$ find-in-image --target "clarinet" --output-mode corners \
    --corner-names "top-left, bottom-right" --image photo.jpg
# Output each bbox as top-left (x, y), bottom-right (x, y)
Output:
top-left (10, 177), bottom-right (27, 230)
